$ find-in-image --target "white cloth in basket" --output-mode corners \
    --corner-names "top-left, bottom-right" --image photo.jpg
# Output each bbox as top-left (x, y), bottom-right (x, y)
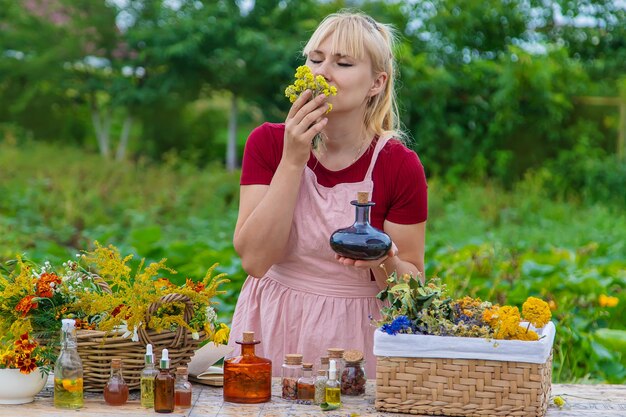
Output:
top-left (374, 321), bottom-right (555, 364)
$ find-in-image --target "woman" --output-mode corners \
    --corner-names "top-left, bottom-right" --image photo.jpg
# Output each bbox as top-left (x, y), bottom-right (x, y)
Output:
top-left (228, 11), bottom-right (427, 377)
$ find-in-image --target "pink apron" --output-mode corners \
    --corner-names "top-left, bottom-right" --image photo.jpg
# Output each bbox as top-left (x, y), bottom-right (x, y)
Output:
top-left (228, 136), bottom-right (391, 377)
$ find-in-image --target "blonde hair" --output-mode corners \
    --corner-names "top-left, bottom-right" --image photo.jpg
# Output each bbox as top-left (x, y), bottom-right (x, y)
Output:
top-left (303, 11), bottom-right (405, 142)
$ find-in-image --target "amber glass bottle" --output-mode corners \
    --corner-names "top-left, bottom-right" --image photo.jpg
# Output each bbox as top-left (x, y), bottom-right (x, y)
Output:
top-left (104, 358), bottom-right (129, 405)
top-left (330, 191), bottom-right (392, 260)
top-left (223, 331), bottom-right (272, 403)
top-left (154, 348), bottom-right (175, 413)
top-left (174, 367), bottom-right (192, 408)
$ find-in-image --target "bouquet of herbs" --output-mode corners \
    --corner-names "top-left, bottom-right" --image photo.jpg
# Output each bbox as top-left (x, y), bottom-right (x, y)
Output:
top-left (284, 65), bottom-right (337, 150)
top-left (0, 243), bottom-right (230, 373)
top-left (376, 273), bottom-right (552, 341)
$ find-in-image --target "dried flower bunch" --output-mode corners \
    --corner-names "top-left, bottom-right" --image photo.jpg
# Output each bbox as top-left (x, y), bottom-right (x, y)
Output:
top-left (0, 243), bottom-right (230, 374)
top-left (376, 273), bottom-right (552, 341)
top-left (284, 65), bottom-right (337, 150)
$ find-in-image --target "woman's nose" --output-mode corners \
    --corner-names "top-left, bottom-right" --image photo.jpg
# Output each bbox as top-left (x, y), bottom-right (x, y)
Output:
top-left (313, 61), bottom-right (331, 81)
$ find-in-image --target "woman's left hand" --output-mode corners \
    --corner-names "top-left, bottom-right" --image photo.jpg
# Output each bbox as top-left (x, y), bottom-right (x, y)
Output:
top-left (335, 242), bottom-right (398, 269)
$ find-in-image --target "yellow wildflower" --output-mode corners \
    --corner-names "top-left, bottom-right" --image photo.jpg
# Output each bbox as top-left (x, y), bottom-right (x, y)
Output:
top-left (553, 395), bottom-right (566, 408)
top-left (599, 294), bottom-right (619, 308)
top-left (522, 297), bottom-right (552, 328)
top-left (284, 65), bottom-right (338, 149)
top-left (212, 323), bottom-right (230, 345)
top-left (491, 306), bottom-right (522, 340)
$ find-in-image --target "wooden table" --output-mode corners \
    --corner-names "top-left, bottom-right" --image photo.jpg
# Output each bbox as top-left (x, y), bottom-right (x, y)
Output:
top-left (1, 377), bottom-right (625, 417)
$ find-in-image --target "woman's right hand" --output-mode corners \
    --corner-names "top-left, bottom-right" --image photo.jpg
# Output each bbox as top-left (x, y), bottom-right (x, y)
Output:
top-left (283, 90), bottom-right (329, 168)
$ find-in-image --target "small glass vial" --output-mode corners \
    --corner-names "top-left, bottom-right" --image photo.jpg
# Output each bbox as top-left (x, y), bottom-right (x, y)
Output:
top-left (104, 358), bottom-right (129, 405)
top-left (223, 331), bottom-right (272, 403)
top-left (140, 343), bottom-right (159, 408)
top-left (327, 348), bottom-right (344, 386)
top-left (319, 356), bottom-right (329, 375)
top-left (297, 363), bottom-right (315, 401)
top-left (314, 369), bottom-right (328, 405)
top-left (154, 348), bottom-right (175, 413)
top-left (325, 359), bottom-right (341, 407)
top-left (54, 318), bottom-right (84, 409)
top-left (174, 367), bottom-right (192, 408)
top-left (281, 353), bottom-right (303, 400)
top-left (341, 350), bottom-right (366, 396)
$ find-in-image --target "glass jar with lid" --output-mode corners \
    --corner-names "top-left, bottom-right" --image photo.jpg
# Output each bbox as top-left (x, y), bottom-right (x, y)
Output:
top-left (341, 349), bottom-right (366, 396)
top-left (281, 354), bottom-right (303, 400)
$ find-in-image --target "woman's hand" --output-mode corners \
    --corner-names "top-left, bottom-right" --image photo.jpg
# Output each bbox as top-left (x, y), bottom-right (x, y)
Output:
top-left (335, 242), bottom-right (398, 270)
top-left (283, 90), bottom-right (329, 168)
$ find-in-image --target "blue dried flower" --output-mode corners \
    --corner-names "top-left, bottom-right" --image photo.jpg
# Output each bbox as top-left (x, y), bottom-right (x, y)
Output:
top-left (381, 315), bottom-right (412, 335)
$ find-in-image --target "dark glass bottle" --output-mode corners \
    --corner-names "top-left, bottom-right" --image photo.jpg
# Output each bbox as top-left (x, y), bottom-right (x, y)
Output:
top-left (223, 331), bottom-right (272, 403)
top-left (154, 348), bottom-right (175, 413)
top-left (330, 191), bottom-right (392, 260)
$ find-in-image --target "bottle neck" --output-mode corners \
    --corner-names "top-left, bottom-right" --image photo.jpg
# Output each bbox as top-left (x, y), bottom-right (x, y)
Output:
top-left (354, 204), bottom-right (370, 225)
top-left (110, 368), bottom-right (123, 379)
top-left (241, 343), bottom-right (256, 356)
top-left (61, 329), bottom-right (77, 349)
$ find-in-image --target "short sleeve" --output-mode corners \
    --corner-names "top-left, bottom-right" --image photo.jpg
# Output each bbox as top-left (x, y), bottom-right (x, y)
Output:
top-left (240, 124), bottom-right (280, 185)
top-left (385, 152), bottom-right (428, 224)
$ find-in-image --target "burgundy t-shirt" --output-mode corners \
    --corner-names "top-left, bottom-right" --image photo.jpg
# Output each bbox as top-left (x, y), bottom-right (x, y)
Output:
top-left (240, 123), bottom-right (428, 229)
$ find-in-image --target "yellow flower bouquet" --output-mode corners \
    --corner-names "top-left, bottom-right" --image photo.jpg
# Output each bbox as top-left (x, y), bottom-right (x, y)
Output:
top-left (0, 243), bottom-right (230, 390)
top-left (373, 274), bottom-right (555, 417)
top-left (284, 65), bottom-right (337, 150)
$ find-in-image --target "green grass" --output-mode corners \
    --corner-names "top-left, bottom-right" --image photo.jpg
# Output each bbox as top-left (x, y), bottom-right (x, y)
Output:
top-left (1, 139), bottom-right (624, 383)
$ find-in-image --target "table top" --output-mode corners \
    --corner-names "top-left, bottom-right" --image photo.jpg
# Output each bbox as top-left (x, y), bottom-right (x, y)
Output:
top-left (1, 377), bottom-right (625, 417)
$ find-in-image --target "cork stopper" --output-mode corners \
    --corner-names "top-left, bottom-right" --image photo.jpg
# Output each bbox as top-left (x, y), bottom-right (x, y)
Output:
top-left (284, 353), bottom-right (303, 365)
top-left (320, 356), bottom-right (329, 366)
top-left (302, 363), bottom-right (313, 369)
top-left (327, 348), bottom-right (344, 359)
top-left (176, 366), bottom-right (188, 375)
top-left (111, 358), bottom-right (122, 369)
top-left (343, 349), bottom-right (364, 363)
top-left (317, 369), bottom-right (327, 376)
top-left (242, 331), bottom-right (255, 343)
top-left (357, 191), bottom-right (369, 204)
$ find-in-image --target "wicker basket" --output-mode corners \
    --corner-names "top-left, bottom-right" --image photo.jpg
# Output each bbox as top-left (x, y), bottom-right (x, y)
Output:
top-left (77, 292), bottom-right (204, 392)
top-left (375, 354), bottom-right (552, 417)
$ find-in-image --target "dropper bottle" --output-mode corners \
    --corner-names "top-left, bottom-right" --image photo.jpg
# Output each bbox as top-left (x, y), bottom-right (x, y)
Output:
top-left (324, 359), bottom-right (341, 407)
top-left (154, 348), bottom-right (175, 413)
top-left (140, 344), bottom-right (159, 408)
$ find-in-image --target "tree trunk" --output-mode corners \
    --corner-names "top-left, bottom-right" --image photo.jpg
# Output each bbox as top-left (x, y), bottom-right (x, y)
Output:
top-left (115, 115), bottom-right (133, 161)
top-left (91, 107), bottom-right (111, 159)
top-left (226, 94), bottom-right (238, 171)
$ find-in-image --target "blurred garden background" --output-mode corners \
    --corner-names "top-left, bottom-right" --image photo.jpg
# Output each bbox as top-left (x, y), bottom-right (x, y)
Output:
top-left (0, 0), bottom-right (624, 383)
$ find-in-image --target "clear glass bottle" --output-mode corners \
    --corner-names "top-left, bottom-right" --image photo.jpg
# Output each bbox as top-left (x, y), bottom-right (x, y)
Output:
top-left (297, 363), bottom-right (315, 401)
top-left (223, 331), bottom-right (272, 403)
top-left (154, 348), bottom-right (175, 413)
top-left (319, 356), bottom-right (329, 375)
top-left (140, 343), bottom-right (159, 408)
top-left (174, 366), bottom-right (192, 408)
top-left (341, 350), bottom-right (366, 396)
top-left (281, 353), bottom-right (303, 400)
top-left (314, 369), bottom-right (328, 405)
top-left (326, 348), bottom-right (344, 386)
top-left (104, 358), bottom-right (129, 405)
top-left (330, 191), bottom-right (392, 260)
top-left (325, 359), bottom-right (341, 407)
top-left (54, 318), bottom-right (83, 409)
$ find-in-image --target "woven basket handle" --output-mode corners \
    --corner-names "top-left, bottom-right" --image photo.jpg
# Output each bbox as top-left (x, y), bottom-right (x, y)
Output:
top-left (90, 274), bottom-right (112, 294)
top-left (138, 293), bottom-right (195, 348)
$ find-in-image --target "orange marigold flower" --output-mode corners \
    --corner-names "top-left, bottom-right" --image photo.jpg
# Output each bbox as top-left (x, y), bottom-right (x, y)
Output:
top-left (155, 278), bottom-right (173, 290)
top-left (15, 295), bottom-right (38, 317)
top-left (186, 278), bottom-right (205, 293)
top-left (17, 353), bottom-right (37, 374)
top-left (36, 272), bottom-right (62, 298)
top-left (522, 297), bottom-right (552, 328)
top-left (14, 333), bottom-right (37, 353)
top-left (599, 294), bottom-right (619, 308)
